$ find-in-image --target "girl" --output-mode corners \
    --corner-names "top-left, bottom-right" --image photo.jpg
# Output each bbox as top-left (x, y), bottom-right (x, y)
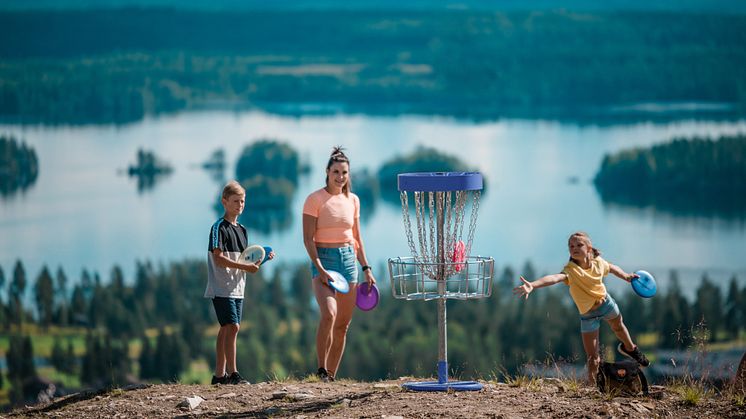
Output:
top-left (513, 231), bottom-right (649, 383)
top-left (302, 146), bottom-right (377, 382)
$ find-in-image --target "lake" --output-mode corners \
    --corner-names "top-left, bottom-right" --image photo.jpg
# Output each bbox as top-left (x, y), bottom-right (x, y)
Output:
top-left (2, 111), bottom-right (745, 299)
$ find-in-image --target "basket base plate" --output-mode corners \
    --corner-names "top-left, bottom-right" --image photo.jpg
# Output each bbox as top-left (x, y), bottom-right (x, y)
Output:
top-left (402, 380), bottom-right (483, 391)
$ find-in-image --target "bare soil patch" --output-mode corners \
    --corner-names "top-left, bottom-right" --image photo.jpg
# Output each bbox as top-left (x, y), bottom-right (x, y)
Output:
top-left (6, 377), bottom-right (745, 418)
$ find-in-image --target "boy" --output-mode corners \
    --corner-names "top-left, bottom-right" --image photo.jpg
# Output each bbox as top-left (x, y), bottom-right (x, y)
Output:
top-left (205, 180), bottom-right (273, 385)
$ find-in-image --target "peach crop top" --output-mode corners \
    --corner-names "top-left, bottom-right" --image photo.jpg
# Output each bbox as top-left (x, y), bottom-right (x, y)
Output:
top-left (302, 188), bottom-right (360, 243)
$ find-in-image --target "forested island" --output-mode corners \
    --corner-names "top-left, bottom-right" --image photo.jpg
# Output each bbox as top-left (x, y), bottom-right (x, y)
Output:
top-left (1, 10), bottom-right (745, 124)
top-left (594, 135), bottom-right (746, 218)
top-left (0, 136), bottom-right (38, 196)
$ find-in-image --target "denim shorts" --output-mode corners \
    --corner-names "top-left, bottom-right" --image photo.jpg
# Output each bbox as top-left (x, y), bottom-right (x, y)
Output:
top-left (311, 246), bottom-right (358, 284)
top-left (579, 293), bottom-right (620, 333)
top-left (212, 297), bottom-right (243, 326)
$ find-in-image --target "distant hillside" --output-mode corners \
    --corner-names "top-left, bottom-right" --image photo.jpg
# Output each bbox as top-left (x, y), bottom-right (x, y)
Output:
top-left (2, 10), bottom-right (745, 124)
top-left (2, 0), bottom-right (746, 13)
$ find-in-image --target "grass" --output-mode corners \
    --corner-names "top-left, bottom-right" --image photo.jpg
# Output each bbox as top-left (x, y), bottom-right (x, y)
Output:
top-left (561, 377), bottom-right (584, 396)
top-left (302, 373), bottom-right (321, 383)
top-left (492, 368), bottom-right (541, 391)
top-left (669, 378), bottom-right (711, 406)
top-left (732, 393), bottom-right (745, 407)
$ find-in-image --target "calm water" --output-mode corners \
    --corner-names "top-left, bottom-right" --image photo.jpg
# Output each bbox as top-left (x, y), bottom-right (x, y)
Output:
top-left (2, 111), bottom-right (745, 298)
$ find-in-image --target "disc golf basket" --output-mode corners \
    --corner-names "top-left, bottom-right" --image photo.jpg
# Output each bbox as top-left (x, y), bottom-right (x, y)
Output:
top-left (388, 172), bottom-right (494, 391)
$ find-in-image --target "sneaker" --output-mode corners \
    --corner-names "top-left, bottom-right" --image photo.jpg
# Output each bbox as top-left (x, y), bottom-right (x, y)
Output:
top-left (211, 374), bottom-right (228, 385)
top-left (317, 367), bottom-right (330, 383)
top-left (618, 343), bottom-right (650, 367)
top-left (227, 371), bottom-right (250, 385)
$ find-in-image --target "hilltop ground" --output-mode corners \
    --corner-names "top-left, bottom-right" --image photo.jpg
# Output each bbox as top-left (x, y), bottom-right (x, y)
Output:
top-left (5, 376), bottom-right (745, 418)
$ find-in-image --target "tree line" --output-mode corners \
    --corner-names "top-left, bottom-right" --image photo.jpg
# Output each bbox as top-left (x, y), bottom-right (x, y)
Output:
top-left (1, 10), bottom-right (745, 124)
top-left (1, 258), bottom-right (744, 407)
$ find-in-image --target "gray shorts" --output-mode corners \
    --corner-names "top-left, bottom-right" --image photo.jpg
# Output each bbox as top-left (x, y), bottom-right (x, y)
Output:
top-left (580, 294), bottom-right (620, 333)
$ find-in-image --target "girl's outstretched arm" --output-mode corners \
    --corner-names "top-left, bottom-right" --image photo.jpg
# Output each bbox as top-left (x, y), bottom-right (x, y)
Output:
top-left (609, 264), bottom-right (638, 283)
top-left (512, 273), bottom-right (567, 299)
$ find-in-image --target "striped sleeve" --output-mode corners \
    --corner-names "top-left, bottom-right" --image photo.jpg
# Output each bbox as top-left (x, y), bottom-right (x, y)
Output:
top-left (208, 219), bottom-right (224, 252)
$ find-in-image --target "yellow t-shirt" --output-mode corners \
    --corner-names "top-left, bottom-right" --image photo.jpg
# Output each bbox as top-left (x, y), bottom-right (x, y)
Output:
top-left (562, 256), bottom-right (611, 314)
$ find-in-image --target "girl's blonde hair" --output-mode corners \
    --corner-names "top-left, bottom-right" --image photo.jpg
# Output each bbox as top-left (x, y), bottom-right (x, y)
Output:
top-left (222, 180), bottom-right (245, 200)
top-left (568, 231), bottom-right (601, 261)
top-left (325, 146), bottom-right (351, 196)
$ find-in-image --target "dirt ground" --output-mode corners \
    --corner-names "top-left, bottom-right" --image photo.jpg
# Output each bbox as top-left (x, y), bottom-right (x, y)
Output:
top-left (4, 377), bottom-right (745, 418)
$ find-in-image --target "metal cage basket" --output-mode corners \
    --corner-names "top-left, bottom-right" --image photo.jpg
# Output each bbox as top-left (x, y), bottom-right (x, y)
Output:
top-left (388, 256), bottom-right (494, 301)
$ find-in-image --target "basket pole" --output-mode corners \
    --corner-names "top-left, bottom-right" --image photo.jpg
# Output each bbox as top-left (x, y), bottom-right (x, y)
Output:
top-left (436, 192), bottom-right (448, 384)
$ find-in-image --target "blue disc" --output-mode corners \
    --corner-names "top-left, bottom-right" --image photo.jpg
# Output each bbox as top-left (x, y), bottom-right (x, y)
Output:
top-left (262, 246), bottom-right (273, 264)
top-left (398, 172), bottom-right (483, 192)
top-left (631, 270), bottom-right (657, 298)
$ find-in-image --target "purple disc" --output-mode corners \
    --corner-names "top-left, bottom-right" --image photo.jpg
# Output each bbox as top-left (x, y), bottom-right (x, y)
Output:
top-left (356, 282), bottom-right (379, 311)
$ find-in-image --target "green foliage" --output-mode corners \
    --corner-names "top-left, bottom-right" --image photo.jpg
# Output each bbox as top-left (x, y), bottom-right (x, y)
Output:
top-left (1, 11), bottom-right (746, 124)
top-left (0, 257), bottom-right (743, 398)
top-left (0, 135), bottom-right (39, 196)
top-left (594, 135), bottom-right (746, 217)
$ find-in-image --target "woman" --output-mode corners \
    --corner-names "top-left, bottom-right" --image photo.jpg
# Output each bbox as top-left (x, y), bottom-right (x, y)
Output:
top-left (302, 146), bottom-right (377, 382)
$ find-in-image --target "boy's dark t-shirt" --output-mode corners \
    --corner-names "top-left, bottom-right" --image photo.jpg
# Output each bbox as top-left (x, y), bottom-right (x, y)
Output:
top-left (204, 218), bottom-right (248, 299)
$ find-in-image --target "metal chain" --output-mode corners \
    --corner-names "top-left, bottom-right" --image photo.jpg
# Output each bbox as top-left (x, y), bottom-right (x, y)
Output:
top-left (465, 191), bottom-right (481, 258)
top-left (400, 191), bottom-right (420, 263)
top-left (401, 188), bottom-right (482, 281)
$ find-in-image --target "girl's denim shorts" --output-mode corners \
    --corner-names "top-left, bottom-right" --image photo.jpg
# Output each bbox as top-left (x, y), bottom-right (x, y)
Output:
top-left (579, 293), bottom-right (620, 333)
top-left (311, 246), bottom-right (358, 284)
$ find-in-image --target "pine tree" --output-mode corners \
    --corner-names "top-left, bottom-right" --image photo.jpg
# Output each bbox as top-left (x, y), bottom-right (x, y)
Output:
top-left (270, 271), bottom-right (286, 317)
top-left (138, 335), bottom-right (155, 380)
top-left (180, 314), bottom-right (202, 360)
top-left (693, 275), bottom-right (723, 342)
top-left (724, 276), bottom-right (742, 339)
top-left (0, 265), bottom-right (6, 330)
top-left (289, 264), bottom-right (312, 316)
top-left (80, 333), bottom-right (97, 385)
top-left (51, 337), bottom-right (66, 372)
top-left (153, 329), bottom-right (171, 382)
top-left (70, 285), bottom-right (88, 326)
top-left (9, 260), bottom-right (27, 327)
top-left (134, 261), bottom-right (156, 325)
top-left (34, 266), bottom-right (55, 329)
top-left (55, 266), bottom-right (69, 327)
top-left (660, 274), bottom-right (692, 348)
top-left (65, 339), bottom-right (76, 375)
